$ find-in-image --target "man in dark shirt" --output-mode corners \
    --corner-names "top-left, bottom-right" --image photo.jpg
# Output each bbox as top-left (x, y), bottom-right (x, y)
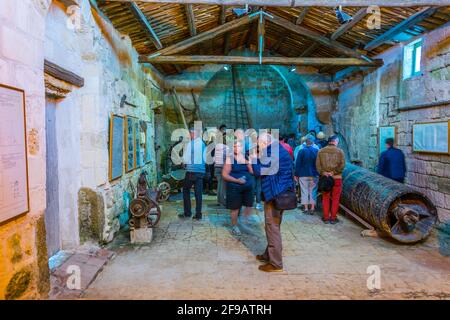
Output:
top-left (377, 138), bottom-right (406, 183)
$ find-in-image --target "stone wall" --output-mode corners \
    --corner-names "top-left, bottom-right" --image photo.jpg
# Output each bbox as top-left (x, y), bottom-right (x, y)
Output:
top-left (159, 53), bottom-right (334, 169)
top-left (333, 24), bottom-right (450, 222)
top-left (164, 54), bottom-right (333, 133)
top-left (0, 0), bottom-right (50, 300)
top-left (43, 0), bottom-right (162, 245)
top-left (0, 0), bottom-right (162, 299)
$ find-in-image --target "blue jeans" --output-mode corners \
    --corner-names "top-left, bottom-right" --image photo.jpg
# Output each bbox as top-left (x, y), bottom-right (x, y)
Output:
top-left (255, 176), bottom-right (262, 204)
top-left (183, 172), bottom-right (204, 217)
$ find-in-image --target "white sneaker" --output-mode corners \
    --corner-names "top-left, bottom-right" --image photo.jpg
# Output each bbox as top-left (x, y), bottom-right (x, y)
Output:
top-left (231, 225), bottom-right (242, 236)
top-left (255, 203), bottom-right (263, 211)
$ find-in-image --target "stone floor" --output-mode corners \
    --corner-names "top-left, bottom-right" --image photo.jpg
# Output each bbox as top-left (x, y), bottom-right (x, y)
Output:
top-left (83, 195), bottom-right (450, 300)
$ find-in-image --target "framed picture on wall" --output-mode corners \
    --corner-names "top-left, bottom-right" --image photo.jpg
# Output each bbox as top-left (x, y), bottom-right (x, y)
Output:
top-left (145, 121), bottom-right (152, 164)
top-left (109, 114), bottom-right (124, 181)
top-left (125, 116), bottom-right (136, 172)
top-left (0, 84), bottom-right (30, 223)
top-left (412, 121), bottom-right (449, 154)
top-left (135, 120), bottom-right (142, 168)
top-left (378, 126), bottom-right (397, 154)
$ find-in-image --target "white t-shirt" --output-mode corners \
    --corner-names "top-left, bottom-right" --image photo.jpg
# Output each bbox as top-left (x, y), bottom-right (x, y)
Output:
top-left (214, 143), bottom-right (229, 168)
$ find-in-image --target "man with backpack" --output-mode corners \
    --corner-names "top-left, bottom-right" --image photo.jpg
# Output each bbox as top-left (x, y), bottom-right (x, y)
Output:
top-left (316, 135), bottom-right (345, 225)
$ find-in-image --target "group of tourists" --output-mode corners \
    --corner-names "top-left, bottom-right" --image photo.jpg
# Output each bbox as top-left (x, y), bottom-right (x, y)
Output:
top-left (180, 125), bottom-right (406, 273)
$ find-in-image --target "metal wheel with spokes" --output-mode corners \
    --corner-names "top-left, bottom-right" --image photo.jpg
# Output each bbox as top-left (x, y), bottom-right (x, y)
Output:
top-left (157, 182), bottom-right (171, 202)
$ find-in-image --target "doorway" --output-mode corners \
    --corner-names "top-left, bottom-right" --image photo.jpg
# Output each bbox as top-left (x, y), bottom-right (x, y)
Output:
top-left (45, 98), bottom-right (61, 257)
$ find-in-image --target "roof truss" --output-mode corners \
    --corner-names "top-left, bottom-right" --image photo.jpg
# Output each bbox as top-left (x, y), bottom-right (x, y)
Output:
top-left (104, 1), bottom-right (447, 7)
top-left (364, 6), bottom-right (440, 51)
top-left (95, 2), bottom-right (449, 75)
top-left (140, 55), bottom-right (383, 67)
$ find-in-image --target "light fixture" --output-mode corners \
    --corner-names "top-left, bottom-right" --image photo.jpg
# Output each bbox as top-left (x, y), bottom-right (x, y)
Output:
top-left (289, 65), bottom-right (296, 73)
top-left (334, 6), bottom-right (353, 25)
top-left (232, 4), bottom-right (249, 17)
top-left (223, 65), bottom-right (230, 71)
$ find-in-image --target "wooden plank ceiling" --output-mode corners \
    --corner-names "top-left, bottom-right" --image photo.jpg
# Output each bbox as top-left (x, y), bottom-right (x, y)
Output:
top-left (96, 1), bottom-right (450, 75)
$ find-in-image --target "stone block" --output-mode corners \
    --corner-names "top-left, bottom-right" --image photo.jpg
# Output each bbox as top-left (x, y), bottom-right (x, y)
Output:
top-left (78, 188), bottom-right (105, 243)
top-left (437, 177), bottom-right (450, 194)
top-left (0, 25), bottom-right (41, 68)
top-left (437, 208), bottom-right (450, 223)
top-left (130, 228), bottom-right (153, 244)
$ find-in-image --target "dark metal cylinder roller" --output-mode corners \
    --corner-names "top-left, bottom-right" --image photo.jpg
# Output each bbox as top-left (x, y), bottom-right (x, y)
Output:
top-left (341, 164), bottom-right (437, 243)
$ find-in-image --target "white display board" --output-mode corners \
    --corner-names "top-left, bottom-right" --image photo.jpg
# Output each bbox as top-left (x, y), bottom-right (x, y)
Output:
top-left (0, 84), bottom-right (29, 223)
top-left (413, 121), bottom-right (449, 154)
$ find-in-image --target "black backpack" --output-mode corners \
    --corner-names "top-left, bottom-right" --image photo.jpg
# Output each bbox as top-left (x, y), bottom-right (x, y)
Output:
top-left (318, 175), bottom-right (335, 192)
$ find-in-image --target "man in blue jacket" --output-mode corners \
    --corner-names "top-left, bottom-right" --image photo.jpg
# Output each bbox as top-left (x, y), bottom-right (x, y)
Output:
top-left (182, 128), bottom-right (206, 220)
top-left (377, 138), bottom-right (406, 183)
top-left (251, 132), bottom-right (295, 272)
top-left (295, 135), bottom-right (319, 214)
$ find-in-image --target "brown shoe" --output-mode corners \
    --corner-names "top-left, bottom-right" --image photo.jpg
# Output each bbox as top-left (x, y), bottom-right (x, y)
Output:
top-left (258, 263), bottom-right (283, 272)
top-left (256, 255), bottom-right (268, 263)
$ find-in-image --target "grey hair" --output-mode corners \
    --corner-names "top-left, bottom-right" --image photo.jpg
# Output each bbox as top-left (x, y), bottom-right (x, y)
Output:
top-left (305, 134), bottom-right (314, 145)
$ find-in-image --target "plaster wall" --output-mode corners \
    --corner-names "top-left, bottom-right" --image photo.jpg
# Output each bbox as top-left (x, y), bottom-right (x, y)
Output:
top-left (0, 0), bottom-right (49, 300)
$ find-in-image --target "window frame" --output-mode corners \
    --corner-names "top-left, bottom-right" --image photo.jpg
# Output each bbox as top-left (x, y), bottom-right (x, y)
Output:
top-left (403, 38), bottom-right (423, 80)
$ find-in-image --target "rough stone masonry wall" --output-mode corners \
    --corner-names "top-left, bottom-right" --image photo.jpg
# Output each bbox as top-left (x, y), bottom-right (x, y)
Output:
top-left (0, 0), bottom-right (161, 299)
top-left (334, 24), bottom-right (450, 223)
top-left (44, 0), bottom-right (162, 246)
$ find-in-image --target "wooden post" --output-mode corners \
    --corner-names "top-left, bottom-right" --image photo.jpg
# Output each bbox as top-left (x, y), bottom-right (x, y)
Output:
top-left (185, 4), bottom-right (197, 36)
top-left (172, 88), bottom-right (188, 130)
top-left (258, 12), bottom-right (265, 64)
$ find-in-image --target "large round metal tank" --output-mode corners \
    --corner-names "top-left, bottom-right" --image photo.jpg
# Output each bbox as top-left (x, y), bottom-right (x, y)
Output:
top-left (341, 164), bottom-right (437, 243)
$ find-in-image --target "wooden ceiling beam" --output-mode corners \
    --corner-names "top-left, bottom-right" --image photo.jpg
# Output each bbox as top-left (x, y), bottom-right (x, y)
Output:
top-left (144, 13), bottom-right (258, 57)
top-left (246, 22), bottom-right (258, 49)
top-left (295, 7), bottom-right (309, 25)
top-left (219, 6), bottom-right (232, 55)
top-left (127, 2), bottom-right (163, 49)
top-left (106, 1), bottom-right (446, 7)
top-left (268, 13), bottom-right (371, 60)
top-left (224, 32), bottom-right (231, 55)
top-left (331, 7), bottom-right (370, 40)
top-left (271, 33), bottom-right (288, 52)
top-left (140, 55), bottom-right (384, 67)
top-left (300, 7), bottom-right (369, 57)
top-left (300, 43), bottom-right (319, 57)
top-left (185, 4), bottom-right (197, 36)
top-left (219, 5), bottom-right (227, 25)
top-left (364, 7), bottom-right (439, 51)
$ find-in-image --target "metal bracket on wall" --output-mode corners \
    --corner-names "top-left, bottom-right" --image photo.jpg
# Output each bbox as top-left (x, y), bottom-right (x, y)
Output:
top-left (120, 95), bottom-right (140, 108)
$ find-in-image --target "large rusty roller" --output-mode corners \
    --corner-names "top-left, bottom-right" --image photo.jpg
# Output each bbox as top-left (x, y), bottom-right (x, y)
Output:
top-left (341, 164), bottom-right (437, 244)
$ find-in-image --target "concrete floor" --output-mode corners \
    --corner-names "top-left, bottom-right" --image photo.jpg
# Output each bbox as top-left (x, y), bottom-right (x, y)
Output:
top-left (83, 195), bottom-right (450, 300)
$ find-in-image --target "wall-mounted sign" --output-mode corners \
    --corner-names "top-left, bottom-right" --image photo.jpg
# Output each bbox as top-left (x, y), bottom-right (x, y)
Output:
top-left (412, 121), bottom-right (449, 154)
top-left (125, 116), bottom-right (136, 172)
top-left (379, 126), bottom-right (397, 154)
top-left (0, 84), bottom-right (29, 223)
top-left (109, 114), bottom-right (124, 181)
